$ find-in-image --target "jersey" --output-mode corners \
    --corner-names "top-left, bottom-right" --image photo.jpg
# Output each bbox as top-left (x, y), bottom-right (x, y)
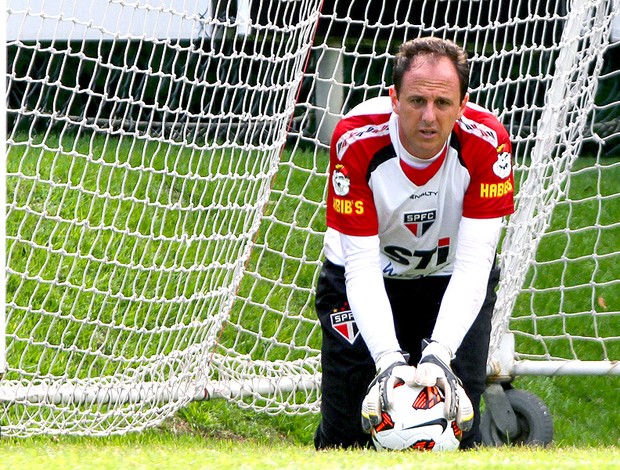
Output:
top-left (325, 96), bottom-right (514, 279)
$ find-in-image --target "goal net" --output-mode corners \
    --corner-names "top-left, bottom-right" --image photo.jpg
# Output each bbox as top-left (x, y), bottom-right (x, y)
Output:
top-left (2, 0), bottom-right (619, 437)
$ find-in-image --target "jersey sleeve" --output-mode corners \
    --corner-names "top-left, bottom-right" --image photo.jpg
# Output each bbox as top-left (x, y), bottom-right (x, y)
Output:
top-left (461, 116), bottom-right (515, 219)
top-left (326, 118), bottom-right (381, 236)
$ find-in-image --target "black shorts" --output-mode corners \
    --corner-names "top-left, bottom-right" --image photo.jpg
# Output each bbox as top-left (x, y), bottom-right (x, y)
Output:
top-left (313, 258), bottom-right (500, 450)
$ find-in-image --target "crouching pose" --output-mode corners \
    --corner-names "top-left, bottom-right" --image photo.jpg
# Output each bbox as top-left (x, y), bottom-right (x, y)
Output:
top-left (314, 37), bottom-right (514, 450)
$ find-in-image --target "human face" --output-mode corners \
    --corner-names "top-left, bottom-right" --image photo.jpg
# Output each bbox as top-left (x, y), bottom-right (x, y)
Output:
top-left (390, 55), bottom-right (468, 159)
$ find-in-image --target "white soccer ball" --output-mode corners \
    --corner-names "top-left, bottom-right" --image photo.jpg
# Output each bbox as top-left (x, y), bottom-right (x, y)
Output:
top-left (371, 383), bottom-right (462, 451)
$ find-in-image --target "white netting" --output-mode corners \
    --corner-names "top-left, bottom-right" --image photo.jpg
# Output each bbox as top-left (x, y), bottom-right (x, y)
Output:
top-left (2, 0), bottom-right (619, 437)
top-left (2, 0), bottom-right (323, 435)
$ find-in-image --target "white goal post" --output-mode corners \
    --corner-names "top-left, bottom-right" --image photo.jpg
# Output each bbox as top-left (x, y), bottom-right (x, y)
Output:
top-left (1, 0), bottom-right (619, 437)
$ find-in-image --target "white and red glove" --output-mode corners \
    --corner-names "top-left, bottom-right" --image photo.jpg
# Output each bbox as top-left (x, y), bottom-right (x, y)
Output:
top-left (414, 340), bottom-right (474, 432)
top-left (360, 351), bottom-right (416, 433)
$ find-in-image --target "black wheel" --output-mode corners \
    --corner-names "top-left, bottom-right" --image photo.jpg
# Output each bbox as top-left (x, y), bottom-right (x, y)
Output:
top-left (481, 388), bottom-right (554, 446)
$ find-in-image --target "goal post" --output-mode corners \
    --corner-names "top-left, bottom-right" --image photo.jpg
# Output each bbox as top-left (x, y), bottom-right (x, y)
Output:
top-left (0, 3), bottom-right (6, 380)
top-left (2, 0), bottom-right (619, 438)
top-left (487, 0), bottom-right (620, 379)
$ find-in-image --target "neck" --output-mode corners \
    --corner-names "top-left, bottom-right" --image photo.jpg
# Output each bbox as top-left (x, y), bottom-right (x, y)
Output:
top-left (399, 141), bottom-right (447, 169)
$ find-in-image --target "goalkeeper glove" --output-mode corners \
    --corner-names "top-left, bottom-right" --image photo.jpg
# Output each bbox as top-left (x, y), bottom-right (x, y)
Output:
top-left (414, 340), bottom-right (474, 432)
top-left (360, 351), bottom-right (416, 433)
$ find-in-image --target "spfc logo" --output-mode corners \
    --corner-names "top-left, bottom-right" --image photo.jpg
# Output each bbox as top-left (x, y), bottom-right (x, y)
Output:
top-left (330, 310), bottom-right (359, 344)
top-left (404, 210), bottom-right (436, 237)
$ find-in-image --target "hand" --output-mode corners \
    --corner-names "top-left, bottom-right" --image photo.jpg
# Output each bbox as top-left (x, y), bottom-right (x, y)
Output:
top-left (414, 340), bottom-right (474, 432)
top-left (361, 351), bottom-right (416, 433)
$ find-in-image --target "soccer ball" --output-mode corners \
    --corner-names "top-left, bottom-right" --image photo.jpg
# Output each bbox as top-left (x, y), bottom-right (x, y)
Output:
top-left (371, 383), bottom-right (462, 451)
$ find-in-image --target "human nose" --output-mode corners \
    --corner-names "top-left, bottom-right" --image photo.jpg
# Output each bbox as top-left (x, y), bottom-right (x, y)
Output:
top-left (421, 103), bottom-right (436, 123)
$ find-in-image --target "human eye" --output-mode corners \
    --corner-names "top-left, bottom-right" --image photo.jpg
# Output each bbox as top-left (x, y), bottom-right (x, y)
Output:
top-left (436, 98), bottom-right (453, 109)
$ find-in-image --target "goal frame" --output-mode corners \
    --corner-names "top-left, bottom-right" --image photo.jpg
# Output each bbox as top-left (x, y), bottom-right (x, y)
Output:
top-left (1, 0), bottom-right (619, 439)
top-left (487, 0), bottom-right (620, 381)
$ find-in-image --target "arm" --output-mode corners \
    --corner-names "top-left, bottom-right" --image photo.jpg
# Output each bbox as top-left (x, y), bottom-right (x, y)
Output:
top-left (339, 232), bottom-right (401, 363)
top-left (338, 231), bottom-right (417, 432)
top-left (339, 216), bottom-right (502, 365)
top-left (415, 215), bottom-right (503, 431)
top-left (430, 215), bottom-right (503, 358)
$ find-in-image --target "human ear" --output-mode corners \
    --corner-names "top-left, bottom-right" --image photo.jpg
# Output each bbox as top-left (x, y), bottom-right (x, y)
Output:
top-left (457, 93), bottom-right (469, 119)
top-left (389, 86), bottom-right (399, 114)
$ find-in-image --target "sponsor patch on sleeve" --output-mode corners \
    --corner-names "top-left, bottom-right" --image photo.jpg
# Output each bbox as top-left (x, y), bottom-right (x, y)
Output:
top-left (332, 164), bottom-right (350, 196)
top-left (493, 149), bottom-right (512, 179)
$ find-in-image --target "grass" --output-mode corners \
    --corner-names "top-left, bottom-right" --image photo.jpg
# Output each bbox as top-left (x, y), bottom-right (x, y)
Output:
top-left (0, 418), bottom-right (618, 469)
top-left (509, 157), bottom-right (620, 363)
top-left (1, 134), bottom-right (619, 466)
top-left (1, 392), bottom-right (619, 466)
top-left (0, 438), bottom-right (618, 469)
top-left (510, 376), bottom-right (619, 446)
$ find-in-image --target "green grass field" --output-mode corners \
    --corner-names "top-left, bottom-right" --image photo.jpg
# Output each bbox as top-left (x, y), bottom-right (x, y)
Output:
top-left (0, 438), bottom-right (618, 469)
top-left (2, 137), bottom-right (619, 467)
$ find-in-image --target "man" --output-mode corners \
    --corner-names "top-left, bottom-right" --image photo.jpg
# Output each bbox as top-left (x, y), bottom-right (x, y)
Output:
top-left (314, 37), bottom-right (514, 450)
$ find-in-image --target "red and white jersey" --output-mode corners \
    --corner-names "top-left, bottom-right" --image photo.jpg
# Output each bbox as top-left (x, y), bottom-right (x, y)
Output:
top-left (325, 96), bottom-right (514, 278)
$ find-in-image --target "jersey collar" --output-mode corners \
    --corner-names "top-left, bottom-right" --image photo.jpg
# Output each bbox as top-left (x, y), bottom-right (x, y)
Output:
top-left (398, 142), bottom-right (449, 186)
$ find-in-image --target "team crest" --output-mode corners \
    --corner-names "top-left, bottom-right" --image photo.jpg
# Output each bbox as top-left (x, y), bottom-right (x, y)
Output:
top-left (330, 309), bottom-right (359, 344)
top-left (332, 164), bottom-right (350, 196)
top-left (404, 210), bottom-right (436, 237)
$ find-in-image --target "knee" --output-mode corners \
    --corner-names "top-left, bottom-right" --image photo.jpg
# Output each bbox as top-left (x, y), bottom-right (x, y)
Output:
top-left (314, 421), bottom-right (371, 450)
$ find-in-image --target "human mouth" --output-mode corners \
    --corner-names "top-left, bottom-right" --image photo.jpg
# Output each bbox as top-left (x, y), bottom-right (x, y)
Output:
top-left (419, 129), bottom-right (437, 138)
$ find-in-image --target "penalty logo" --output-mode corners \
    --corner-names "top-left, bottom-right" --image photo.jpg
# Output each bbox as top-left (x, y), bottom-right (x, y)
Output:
top-left (330, 309), bottom-right (359, 344)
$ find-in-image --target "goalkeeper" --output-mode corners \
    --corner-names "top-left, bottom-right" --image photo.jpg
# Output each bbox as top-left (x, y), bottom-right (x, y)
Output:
top-left (314, 37), bottom-right (514, 450)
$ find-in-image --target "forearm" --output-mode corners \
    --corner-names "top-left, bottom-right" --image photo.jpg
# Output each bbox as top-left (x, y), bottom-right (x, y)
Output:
top-left (340, 233), bottom-right (401, 363)
top-left (430, 216), bottom-right (503, 357)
